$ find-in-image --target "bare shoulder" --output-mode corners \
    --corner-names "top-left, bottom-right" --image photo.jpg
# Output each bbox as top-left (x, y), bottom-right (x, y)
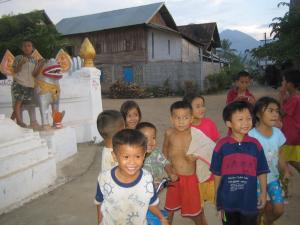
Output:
top-left (164, 127), bottom-right (174, 137)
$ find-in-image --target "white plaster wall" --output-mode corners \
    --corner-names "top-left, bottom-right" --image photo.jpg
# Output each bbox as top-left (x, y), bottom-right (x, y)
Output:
top-left (147, 28), bottom-right (182, 62)
top-left (0, 67), bottom-right (103, 143)
top-left (0, 118), bottom-right (57, 214)
top-left (182, 39), bottom-right (200, 63)
top-left (202, 61), bottom-right (221, 78)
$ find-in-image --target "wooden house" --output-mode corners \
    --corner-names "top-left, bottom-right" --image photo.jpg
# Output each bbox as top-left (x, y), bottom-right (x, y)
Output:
top-left (56, 2), bottom-right (219, 91)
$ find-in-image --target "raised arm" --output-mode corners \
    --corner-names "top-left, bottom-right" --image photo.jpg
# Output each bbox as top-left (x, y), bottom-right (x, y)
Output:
top-left (32, 59), bottom-right (46, 77)
top-left (13, 56), bottom-right (27, 73)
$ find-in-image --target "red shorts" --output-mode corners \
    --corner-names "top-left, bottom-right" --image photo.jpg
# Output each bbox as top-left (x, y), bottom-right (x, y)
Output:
top-left (165, 174), bottom-right (201, 216)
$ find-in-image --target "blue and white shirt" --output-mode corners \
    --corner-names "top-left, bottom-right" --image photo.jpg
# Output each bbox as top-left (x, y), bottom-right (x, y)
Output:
top-left (95, 167), bottom-right (158, 225)
top-left (249, 127), bottom-right (286, 183)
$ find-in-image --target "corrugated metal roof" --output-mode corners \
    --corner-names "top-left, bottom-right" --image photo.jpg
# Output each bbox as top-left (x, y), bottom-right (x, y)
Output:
top-left (56, 2), bottom-right (165, 35)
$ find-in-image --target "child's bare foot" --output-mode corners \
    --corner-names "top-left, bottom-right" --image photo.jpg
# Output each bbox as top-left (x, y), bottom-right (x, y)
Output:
top-left (17, 122), bottom-right (28, 128)
top-left (42, 125), bottom-right (52, 130)
top-left (29, 121), bottom-right (41, 130)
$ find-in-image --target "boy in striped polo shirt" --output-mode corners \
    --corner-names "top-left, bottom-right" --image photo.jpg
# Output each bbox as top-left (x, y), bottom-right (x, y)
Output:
top-left (210, 101), bottom-right (269, 225)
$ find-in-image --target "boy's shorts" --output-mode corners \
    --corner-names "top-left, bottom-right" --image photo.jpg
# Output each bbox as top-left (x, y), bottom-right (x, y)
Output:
top-left (165, 174), bottom-right (201, 216)
top-left (11, 81), bottom-right (34, 102)
top-left (257, 179), bottom-right (284, 204)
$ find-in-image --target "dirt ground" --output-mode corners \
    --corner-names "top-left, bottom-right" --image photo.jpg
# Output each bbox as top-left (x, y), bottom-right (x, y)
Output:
top-left (0, 86), bottom-right (299, 225)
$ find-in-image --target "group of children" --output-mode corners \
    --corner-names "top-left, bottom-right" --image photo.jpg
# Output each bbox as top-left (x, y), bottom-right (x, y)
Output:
top-left (94, 69), bottom-right (300, 225)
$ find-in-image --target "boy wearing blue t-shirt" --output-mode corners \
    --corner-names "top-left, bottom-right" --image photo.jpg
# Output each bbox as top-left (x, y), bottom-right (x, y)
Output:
top-left (210, 101), bottom-right (269, 225)
top-left (94, 129), bottom-right (169, 225)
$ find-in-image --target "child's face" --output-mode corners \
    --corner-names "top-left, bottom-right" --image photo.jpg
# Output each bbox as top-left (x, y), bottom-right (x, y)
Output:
top-left (281, 78), bottom-right (294, 93)
top-left (126, 108), bottom-right (140, 129)
top-left (22, 41), bottom-right (33, 56)
top-left (113, 144), bottom-right (145, 177)
top-left (191, 97), bottom-right (206, 120)
top-left (226, 108), bottom-right (252, 136)
top-left (258, 103), bottom-right (280, 128)
top-left (171, 108), bottom-right (193, 132)
top-left (140, 127), bottom-right (156, 153)
top-left (236, 76), bottom-right (251, 92)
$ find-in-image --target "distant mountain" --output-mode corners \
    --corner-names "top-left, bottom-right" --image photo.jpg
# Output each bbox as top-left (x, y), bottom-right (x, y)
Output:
top-left (220, 29), bottom-right (261, 54)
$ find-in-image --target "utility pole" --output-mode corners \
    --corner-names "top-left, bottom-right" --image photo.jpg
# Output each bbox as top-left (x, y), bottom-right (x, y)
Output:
top-left (264, 32), bottom-right (267, 67)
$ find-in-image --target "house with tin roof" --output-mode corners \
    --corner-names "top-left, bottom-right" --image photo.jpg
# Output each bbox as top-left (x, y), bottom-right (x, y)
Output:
top-left (56, 2), bottom-right (221, 91)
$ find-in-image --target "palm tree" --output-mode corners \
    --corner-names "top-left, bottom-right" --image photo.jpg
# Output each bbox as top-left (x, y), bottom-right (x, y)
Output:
top-left (219, 39), bottom-right (237, 64)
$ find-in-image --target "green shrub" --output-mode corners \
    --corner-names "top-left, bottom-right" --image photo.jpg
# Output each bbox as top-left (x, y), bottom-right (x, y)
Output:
top-left (144, 78), bottom-right (172, 97)
top-left (204, 69), bottom-right (233, 93)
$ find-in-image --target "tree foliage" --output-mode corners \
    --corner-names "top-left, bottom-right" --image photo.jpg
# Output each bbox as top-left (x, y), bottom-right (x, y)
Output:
top-left (218, 39), bottom-right (237, 64)
top-left (0, 10), bottom-right (70, 59)
top-left (251, 3), bottom-right (300, 65)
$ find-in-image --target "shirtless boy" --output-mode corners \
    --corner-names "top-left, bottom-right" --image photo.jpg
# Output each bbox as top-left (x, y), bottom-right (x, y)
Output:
top-left (163, 101), bottom-right (202, 225)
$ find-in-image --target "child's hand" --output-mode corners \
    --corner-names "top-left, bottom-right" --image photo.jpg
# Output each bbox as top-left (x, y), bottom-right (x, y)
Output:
top-left (283, 168), bottom-right (292, 180)
top-left (186, 154), bottom-right (198, 161)
top-left (169, 174), bottom-right (178, 182)
top-left (19, 56), bottom-right (28, 65)
top-left (216, 210), bottom-right (225, 221)
top-left (160, 217), bottom-right (170, 225)
top-left (257, 191), bottom-right (267, 209)
top-left (248, 96), bottom-right (255, 105)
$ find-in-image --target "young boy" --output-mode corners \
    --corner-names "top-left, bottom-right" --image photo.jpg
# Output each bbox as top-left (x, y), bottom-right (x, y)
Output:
top-left (11, 40), bottom-right (39, 128)
top-left (163, 101), bottom-right (202, 225)
top-left (95, 129), bottom-right (169, 225)
top-left (226, 70), bottom-right (255, 105)
top-left (210, 101), bottom-right (269, 225)
top-left (136, 122), bottom-right (169, 185)
top-left (96, 110), bottom-right (125, 172)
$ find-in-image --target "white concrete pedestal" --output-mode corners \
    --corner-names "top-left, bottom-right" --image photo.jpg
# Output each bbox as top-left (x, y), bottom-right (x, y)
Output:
top-left (0, 116), bottom-right (57, 214)
top-left (39, 126), bottom-right (77, 162)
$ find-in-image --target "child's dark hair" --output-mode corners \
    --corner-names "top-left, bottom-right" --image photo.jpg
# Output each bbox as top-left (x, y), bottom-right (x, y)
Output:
top-left (21, 39), bottom-right (34, 46)
top-left (112, 129), bottom-right (147, 152)
top-left (182, 93), bottom-right (205, 105)
top-left (235, 70), bottom-right (251, 81)
top-left (96, 110), bottom-right (124, 139)
top-left (253, 97), bottom-right (280, 125)
top-left (120, 100), bottom-right (142, 121)
top-left (170, 101), bottom-right (192, 114)
top-left (223, 101), bottom-right (252, 122)
top-left (283, 69), bottom-right (300, 89)
top-left (136, 122), bottom-right (157, 133)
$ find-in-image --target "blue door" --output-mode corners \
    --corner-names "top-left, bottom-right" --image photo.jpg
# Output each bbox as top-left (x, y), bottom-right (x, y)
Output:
top-left (123, 67), bottom-right (133, 83)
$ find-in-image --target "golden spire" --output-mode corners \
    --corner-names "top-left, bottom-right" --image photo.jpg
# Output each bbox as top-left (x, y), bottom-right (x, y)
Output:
top-left (79, 38), bottom-right (96, 67)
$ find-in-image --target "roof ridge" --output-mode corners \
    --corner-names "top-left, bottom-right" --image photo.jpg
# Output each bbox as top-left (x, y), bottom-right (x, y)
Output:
top-left (57, 2), bottom-right (164, 22)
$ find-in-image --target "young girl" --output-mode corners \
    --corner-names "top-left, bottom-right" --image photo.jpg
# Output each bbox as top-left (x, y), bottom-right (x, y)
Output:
top-left (249, 96), bottom-right (291, 225)
top-left (136, 122), bottom-right (169, 185)
top-left (183, 93), bottom-right (220, 225)
top-left (183, 94), bottom-right (220, 142)
top-left (279, 69), bottom-right (300, 172)
top-left (120, 100), bottom-right (141, 129)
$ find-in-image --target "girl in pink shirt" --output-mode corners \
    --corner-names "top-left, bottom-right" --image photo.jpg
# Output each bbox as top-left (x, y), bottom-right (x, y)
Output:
top-left (183, 93), bottom-right (220, 225)
top-left (279, 69), bottom-right (300, 173)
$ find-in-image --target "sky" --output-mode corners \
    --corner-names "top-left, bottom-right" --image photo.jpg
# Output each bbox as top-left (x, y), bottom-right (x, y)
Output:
top-left (0, 0), bottom-right (289, 40)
